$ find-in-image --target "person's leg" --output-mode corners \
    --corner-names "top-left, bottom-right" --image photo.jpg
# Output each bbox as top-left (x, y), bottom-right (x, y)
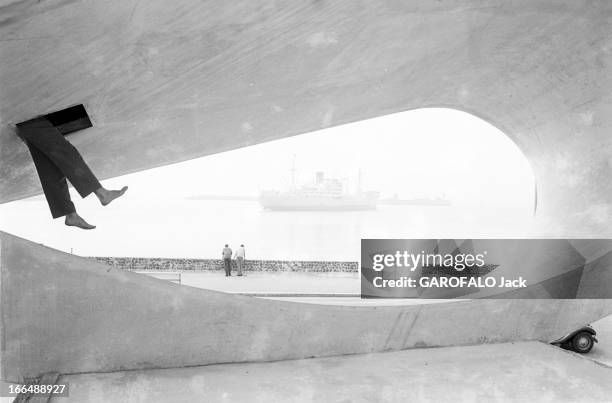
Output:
top-left (25, 141), bottom-right (95, 229)
top-left (237, 257), bottom-right (243, 276)
top-left (17, 118), bottom-right (101, 197)
top-left (26, 142), bottom-right (75, 218)
top-left (16, 117), bottom-right (127, 205)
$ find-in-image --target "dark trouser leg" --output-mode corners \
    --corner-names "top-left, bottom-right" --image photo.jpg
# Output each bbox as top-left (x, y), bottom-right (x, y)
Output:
top-left (26, 142), bottom-right (76, 218)
top-left (224, 258), bottom-right (232, 276)
top-left (16, 117), bottom-right (101, 199)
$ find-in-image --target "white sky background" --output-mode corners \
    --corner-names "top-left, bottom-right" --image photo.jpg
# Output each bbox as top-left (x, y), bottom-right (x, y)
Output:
top-left (96, 107), bottom-right (535, 203)
top-left (0, 108), bottom-right (536, 257)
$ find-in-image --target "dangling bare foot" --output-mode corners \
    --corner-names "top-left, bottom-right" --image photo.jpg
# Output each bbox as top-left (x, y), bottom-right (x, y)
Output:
top-left (65, 212), bottom-right (96, 230)
top-left (95, 186), bottom-right (128, 206)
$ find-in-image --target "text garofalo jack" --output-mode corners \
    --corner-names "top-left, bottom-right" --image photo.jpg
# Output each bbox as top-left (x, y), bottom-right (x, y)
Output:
top-left (370, 250), bottom-right (526, 289)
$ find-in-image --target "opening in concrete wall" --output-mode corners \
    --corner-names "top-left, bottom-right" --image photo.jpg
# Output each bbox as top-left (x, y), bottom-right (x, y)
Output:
top-left (15, 104), bottom-right (93, 136)
top-left (0, 108), bottom-right (536, 261)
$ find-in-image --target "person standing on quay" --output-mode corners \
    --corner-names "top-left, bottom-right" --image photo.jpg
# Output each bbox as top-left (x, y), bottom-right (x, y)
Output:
top-left (234, 244), bottom-right (246, 276)
top-left (222, 244), bottom-right (233, 276)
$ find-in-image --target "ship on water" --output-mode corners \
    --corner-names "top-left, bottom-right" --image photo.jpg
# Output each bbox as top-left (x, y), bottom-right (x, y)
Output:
top-left (259, 171), bottom-right (379, 211)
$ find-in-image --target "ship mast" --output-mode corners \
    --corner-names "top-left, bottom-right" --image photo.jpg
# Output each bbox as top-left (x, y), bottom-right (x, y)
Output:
top-left (290, 154), bottom-right (296, 190)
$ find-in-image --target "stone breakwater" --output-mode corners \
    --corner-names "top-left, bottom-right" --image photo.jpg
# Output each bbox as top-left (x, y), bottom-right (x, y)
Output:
top-left (92, 257), bottom-right (358, 273)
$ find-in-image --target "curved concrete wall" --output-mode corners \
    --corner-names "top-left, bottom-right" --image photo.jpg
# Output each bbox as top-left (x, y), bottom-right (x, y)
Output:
top-left (0, 1), bottom-right (611, 234)
top-left (2, 231), bottom-right (611, 381)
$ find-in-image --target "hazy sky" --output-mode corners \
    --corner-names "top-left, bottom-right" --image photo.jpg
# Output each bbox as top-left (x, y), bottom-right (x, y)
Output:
top-left (91, 107), bottom-right (534, 203)
top-left (0, 108), bottom-right (536, 258)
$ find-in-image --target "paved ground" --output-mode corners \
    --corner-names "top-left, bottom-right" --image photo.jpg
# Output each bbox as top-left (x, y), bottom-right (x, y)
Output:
top-left (52, 341), bottom-right (612, 403)
top-left (180, 271), bottom-right (360, 295)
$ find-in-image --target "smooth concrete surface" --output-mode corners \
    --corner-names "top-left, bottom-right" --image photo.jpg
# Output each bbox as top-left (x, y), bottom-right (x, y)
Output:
top-left (2, 230), bottom-right (612, 382)
top-left (51, 342), bottom-right (612, 403)
top-left (179, 271), bottom-right (360, 295)
top-left (1, 1), bottom-right (611, 235)
top-left (588, 314), bottom-right (612, 368)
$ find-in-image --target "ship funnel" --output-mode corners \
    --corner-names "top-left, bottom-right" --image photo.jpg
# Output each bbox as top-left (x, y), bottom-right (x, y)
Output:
top-left (316, 172), bottom-right (324, 184)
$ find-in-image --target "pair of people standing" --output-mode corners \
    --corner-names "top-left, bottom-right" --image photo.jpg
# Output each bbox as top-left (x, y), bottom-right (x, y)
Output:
top-left (221, 244), bottom-right (246, 276)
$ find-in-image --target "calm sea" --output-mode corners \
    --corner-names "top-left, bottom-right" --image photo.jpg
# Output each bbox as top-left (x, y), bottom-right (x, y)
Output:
top-left (0, 199), bottom-right (535, 260)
